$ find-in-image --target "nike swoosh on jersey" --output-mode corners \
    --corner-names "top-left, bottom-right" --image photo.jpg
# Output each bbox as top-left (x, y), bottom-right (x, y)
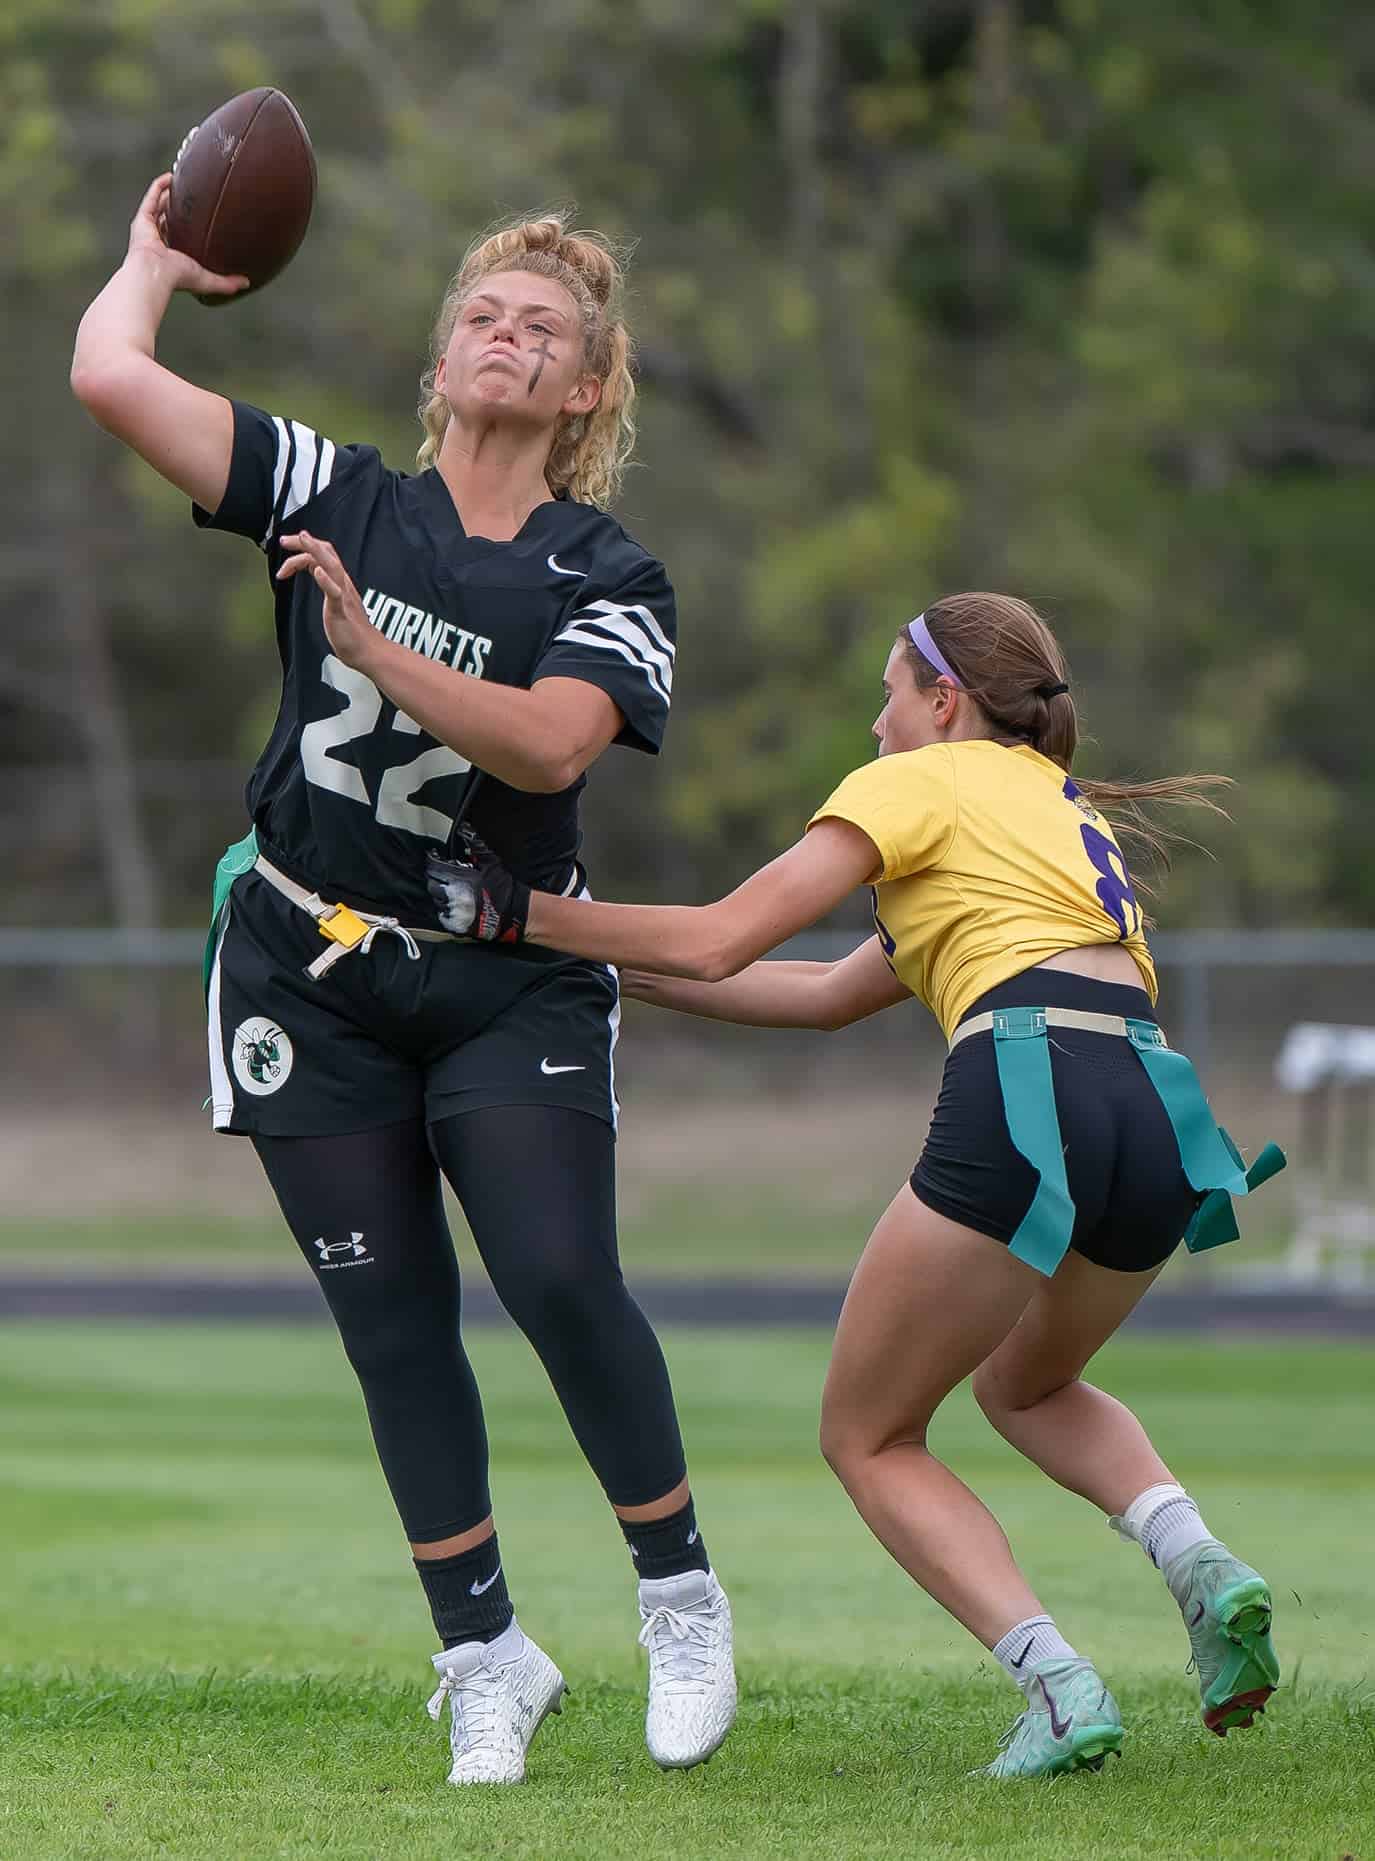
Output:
top-left (547, 554), bottom-right (585, 578)
top-left (540, 1059), bottom-right (586, 1075)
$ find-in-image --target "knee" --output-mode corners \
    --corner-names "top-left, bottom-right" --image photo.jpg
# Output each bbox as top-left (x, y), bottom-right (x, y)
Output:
top-left (494, 1253), bottom-right (625, 1348)
top-left (325, 1274), bottom-right (459, 1381)
top-left (819, 1406), bottom-right (923, 1490)
top-left (340, 1311), bottom-right (450, 1383)
top-left (971, 1361), bottom-right (1008, 1420)
top-left (973, 1358), bottom-right (1070, 1422)
top-left (817, 1410), bottom-right (848, 1480)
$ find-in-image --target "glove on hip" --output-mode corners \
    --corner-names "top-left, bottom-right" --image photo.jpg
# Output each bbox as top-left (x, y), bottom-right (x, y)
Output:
top-left (425, 827), bottom-right (530, 944)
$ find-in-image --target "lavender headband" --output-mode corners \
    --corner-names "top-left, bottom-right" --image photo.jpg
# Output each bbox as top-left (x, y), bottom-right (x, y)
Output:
top-left (907, 612), bottom-right (962, 688)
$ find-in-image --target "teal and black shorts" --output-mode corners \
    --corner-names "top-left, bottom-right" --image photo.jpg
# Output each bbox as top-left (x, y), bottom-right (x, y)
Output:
top-left (912, 970), bottom-right (1198, 1274)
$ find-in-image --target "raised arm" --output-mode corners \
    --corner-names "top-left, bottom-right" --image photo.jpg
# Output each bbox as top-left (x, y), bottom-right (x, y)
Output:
top-left (620, 934), bottom-right (911, 1030)
top-left (70, 174), bottom-right (248, 511)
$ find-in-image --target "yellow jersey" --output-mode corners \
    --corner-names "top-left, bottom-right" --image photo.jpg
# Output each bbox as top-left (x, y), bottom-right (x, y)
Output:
top-left (807, 741), bottom-right (1157, 1038)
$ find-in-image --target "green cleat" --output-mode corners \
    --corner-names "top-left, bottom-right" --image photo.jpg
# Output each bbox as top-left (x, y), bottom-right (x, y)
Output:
top-left (1165, 1540), bottom-right (1280, 1736)
top-left (977, 1659), bottom-right (1124, 1779)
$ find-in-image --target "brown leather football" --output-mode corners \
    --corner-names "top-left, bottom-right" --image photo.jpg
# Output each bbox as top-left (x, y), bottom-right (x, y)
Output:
top-left (166, 88), bottom-right (316, 306)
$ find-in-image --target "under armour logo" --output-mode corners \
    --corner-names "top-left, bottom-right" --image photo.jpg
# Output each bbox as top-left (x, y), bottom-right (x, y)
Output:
top-left (315, 1232), bottom-right (369, 1263)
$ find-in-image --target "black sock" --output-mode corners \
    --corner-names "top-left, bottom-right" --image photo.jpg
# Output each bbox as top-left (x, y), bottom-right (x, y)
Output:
top-left (619, 1495), bottom-right (709, 1580)
top-left (413, 1533), bottom-right (514, 1648)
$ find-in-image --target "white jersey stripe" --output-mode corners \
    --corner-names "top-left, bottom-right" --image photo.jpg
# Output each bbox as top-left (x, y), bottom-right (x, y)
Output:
top-left (574, 597), bottom-right (676, 663)
top-left (265, 416), bottom-right (292, 547)
top-left (580, 619), bottom-right (675, 696)
top-left (262, 421), bottom-right (338, 547)
top-left (284, 421), bottom-right (322, 524)
top-left (555, 605), bottom-right (675, 697)
top-left (554, 624), bottom-right (672, 707)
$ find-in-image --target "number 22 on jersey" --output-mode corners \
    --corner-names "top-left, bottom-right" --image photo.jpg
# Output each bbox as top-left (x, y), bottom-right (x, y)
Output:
top-left (300, 655), bottom-right (469, 841)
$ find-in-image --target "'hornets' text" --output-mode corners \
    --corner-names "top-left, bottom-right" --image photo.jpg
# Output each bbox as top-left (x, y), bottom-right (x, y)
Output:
top-left (361, 587), bottom-right (492, 676)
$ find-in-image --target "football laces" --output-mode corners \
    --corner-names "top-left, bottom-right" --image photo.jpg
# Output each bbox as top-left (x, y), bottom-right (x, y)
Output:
top-left (172, 124), bottom-right (198, 172)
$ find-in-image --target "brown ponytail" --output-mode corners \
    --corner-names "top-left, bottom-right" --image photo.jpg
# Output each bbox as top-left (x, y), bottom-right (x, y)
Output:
top-left (899, 593), bottom-right (1230, 869)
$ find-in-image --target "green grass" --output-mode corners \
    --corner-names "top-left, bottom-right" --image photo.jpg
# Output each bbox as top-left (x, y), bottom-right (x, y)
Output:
top-left (1, 1324), bottom-right (1371, 1858)
top-left (0, 1193), bottom-right (1296, 1279)
top-left (0, 1194), bottom-right (892, 1278)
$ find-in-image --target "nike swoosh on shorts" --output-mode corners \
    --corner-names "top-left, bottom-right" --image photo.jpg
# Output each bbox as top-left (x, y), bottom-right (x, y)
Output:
top-left (540, 1060), bottom-right (586, 1075)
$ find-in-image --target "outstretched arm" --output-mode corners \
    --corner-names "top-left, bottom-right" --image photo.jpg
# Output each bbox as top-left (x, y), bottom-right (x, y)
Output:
top-left (515, 820), bottom-right (881, 982)
top-left (70, 175), bottom-right (249, 510)
top-left (620, 934), bottom-right (911, 1029)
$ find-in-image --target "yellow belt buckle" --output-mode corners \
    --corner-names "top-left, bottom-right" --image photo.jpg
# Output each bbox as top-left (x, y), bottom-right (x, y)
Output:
top-left (317, 902), bottom-right (370, 951)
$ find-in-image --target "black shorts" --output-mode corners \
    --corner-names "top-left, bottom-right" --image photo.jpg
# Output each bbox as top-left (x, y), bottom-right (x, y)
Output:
top-left (206, 869), bottom-right (620, 1137)
top-left (911, 970), bottom-right (1199, 1273)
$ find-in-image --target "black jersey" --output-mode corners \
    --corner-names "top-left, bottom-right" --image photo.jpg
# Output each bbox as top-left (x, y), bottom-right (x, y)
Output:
top-left (194, 402), bottom-right (676, 927)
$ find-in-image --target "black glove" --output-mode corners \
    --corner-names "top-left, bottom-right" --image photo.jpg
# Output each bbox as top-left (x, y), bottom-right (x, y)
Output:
top-left (425, 826), bottom-right (530, 944)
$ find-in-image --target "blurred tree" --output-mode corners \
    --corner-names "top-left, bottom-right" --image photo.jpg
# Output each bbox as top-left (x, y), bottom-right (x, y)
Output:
top-left (4, 0), bottom-right (1374, 931)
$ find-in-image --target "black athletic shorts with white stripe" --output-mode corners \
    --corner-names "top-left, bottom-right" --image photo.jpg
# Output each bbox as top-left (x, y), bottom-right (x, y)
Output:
top-left (207, 867), bottom-right (621, 1137)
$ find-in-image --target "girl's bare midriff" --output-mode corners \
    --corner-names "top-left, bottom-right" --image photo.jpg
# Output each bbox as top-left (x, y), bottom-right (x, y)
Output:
top-left (1035, 943), bottom-right (1147, 989)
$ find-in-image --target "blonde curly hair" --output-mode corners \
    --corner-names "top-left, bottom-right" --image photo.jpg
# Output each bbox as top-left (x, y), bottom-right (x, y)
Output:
top-left (416, 211), bottom-right (636, 510)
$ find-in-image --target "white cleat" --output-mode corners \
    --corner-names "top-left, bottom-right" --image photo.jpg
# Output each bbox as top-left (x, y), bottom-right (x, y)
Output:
top-left (638, 1567), bottom-right (737, 1770)
top-left (426, 1619), bottom-right (566, 1784)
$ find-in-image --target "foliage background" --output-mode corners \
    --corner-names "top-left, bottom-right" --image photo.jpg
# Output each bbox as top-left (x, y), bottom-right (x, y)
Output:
top-left (5, 0), bottom-right (1374, 935)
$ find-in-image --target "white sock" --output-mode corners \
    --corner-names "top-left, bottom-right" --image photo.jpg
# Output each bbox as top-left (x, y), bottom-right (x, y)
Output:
top-left (992, 1615), bottom-right (1079, 1692)
top-left (1110, 1483), bottom-right (1214, 1588)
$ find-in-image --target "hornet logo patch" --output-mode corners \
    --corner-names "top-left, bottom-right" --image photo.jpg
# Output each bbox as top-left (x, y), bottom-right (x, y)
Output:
top-left (231, 1018), bottom-right (294, 1097)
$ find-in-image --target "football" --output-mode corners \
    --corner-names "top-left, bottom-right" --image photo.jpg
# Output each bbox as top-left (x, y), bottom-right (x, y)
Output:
top-left (165, 88), bottom-right (316, 305)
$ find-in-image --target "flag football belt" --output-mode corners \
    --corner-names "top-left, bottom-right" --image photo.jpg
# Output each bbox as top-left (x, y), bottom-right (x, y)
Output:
top-left (949, 1005), bottom-right (1286, 1276)
top-left (252, 853), bottom-right (446, 978)
top-left (204, 826), bottom-right (447, 989)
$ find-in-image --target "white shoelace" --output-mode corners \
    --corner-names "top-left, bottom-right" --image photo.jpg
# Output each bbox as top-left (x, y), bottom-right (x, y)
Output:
top-left (994, 1710), bottom-right (1027, 1751)
top-left (638, 1602), bottom-right (717, 1691)
top-left (425, 1668), bottom-right (505, 1750)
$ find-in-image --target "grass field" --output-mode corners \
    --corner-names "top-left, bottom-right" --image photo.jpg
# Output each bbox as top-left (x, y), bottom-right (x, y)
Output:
top-left (0, 1085), bottom-right (1302, 1280)
top-left (2, 1321), bottom-right (1371, 1859)
top-left (0, 1182), bottom-right (1297, 1284)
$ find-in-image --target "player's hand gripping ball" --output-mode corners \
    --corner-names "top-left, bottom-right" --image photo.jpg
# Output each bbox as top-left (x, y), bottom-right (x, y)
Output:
top-left (426, 829), bottom-right (531, 945)
top-left (165, 88), bottom-right (316, 305)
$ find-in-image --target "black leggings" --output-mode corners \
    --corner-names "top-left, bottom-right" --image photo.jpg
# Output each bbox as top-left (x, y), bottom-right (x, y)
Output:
top-left (252, 1107), bottom-right (687, 1542)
